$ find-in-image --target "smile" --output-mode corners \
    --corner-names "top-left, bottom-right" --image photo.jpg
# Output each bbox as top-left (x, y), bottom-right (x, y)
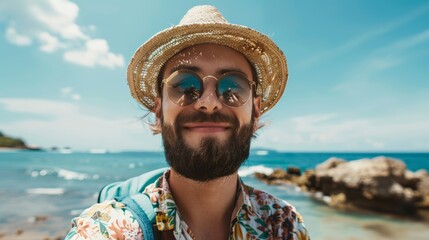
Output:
top-left (182, 122), bottom-right (231, 133)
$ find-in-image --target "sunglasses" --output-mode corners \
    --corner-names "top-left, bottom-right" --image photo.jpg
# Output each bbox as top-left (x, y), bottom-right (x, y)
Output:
top-left (162, 69), bottom-right (255, 107)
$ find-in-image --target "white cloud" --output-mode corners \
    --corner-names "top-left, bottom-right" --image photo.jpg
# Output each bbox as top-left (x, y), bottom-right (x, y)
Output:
top-left (63, 39), bottom-right (124, 68)
top-left (292, 114), bottom-right (335, 132)
top-left (28, 0), bottom-right (86, 40)
top-left (254, 113), bottom-right (429, 151)
top-left (61, 87), bottom-right (73, 94)
top-left (71, 94), bottom-right (81, 101)
top-left (0, 98), bottom-right (78, 116)
top-left (0, 98), bottom-right (161, 151)
top-left (5, 26), bottom-right (32, 46)
top-left (0, 0), bottom-right (123, 69)
top-left (60, 87), bottom-right (81, 101)
top-left (38, 31), bottom-right (63, 52)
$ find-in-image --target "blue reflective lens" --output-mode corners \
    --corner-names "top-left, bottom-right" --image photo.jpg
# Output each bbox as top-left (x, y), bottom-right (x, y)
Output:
top-left (218, 75), bottom-right (250, 107)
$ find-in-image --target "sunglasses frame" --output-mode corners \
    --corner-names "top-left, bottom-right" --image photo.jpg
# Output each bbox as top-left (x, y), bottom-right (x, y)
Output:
top-left (161, 69), bottom-right (256, 108)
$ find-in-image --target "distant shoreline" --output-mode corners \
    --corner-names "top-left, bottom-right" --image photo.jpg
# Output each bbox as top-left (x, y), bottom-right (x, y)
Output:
top-left (0, 146), bottom-right (43, 151)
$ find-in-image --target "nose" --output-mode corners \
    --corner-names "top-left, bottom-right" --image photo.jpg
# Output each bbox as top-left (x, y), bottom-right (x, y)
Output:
top-left (193, 77), bottom-right (223, 113)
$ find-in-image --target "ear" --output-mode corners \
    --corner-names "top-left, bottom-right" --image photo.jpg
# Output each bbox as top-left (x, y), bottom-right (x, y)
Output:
top-left (253, 97), bottom-right (261, 132)
top-left (154, 98), bottom-right (162, 119)
top-left (253, 97), bottom-right (261, 119)
top-left (150, 98), bottom-right (162, 134)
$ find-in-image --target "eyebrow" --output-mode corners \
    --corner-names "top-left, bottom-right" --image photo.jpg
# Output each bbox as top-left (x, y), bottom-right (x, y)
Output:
top-left (168, 65), bottom-right (250, 78)
top-left (168, 65), bottom-right (200, 75)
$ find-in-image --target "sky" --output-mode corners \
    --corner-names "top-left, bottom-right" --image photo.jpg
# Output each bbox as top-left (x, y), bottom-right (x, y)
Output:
top-left (0, 0), bottom-right (428, 152)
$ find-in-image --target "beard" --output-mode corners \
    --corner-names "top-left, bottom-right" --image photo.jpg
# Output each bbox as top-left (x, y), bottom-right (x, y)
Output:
top-left (161, 111), bottom-right (254, 182)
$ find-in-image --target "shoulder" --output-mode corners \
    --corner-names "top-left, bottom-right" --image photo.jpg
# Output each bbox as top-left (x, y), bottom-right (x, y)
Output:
top-left (243, 184), bottom-right (310, 239)
top-left (64, 200), bottom-right (143, 240)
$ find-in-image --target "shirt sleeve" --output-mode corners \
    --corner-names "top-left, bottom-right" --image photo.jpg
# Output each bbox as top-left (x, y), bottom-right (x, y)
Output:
top-left (293, 212), bottom-right (311, 240)
top-left (64, 200), bottom-right (143, 240)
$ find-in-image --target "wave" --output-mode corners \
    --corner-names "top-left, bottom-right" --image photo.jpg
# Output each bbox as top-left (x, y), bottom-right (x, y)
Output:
top-left (29, 168), bottom-right (97, 181)
top-left (57, 169), bottom-right (89, 180)
top-left (238, 165), bottom-right (274, 177)
top-left (26, 188), bottom-right (65, 195)
top-left (255, 150), bottom-right (269, 156)
top-left (70, 209), bottom-right (84, 216)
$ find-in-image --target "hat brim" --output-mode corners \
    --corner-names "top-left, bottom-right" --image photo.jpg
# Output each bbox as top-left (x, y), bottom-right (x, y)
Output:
top-left (127, 23), bottom-right (288, 114)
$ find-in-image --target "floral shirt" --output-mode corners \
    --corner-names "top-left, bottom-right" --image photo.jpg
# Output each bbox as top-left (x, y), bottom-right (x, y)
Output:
top-left (65, 170), bottom-right (310, 240)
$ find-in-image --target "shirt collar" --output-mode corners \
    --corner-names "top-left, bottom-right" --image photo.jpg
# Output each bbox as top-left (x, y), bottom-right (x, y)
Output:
top-left (149, 169), bottom-right (255, 231)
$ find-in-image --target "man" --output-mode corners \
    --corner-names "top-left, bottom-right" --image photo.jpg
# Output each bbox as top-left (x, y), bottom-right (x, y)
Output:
top-left (66, 5), bottom-right (310, 240)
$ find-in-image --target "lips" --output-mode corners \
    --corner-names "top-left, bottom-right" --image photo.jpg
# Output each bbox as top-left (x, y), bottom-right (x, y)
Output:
top-left (182, 122), bottom-right (231, 133)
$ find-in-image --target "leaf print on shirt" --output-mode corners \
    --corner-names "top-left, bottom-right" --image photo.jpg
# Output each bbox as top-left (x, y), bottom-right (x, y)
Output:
top-left (73, 218), bottom-right (98, 239)
top-left (109, 219), bottom-right (141, 240)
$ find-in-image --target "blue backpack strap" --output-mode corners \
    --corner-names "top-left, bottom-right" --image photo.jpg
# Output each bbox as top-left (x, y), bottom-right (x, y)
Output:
top-left (98, 167), bottom-right (168, 203)
top-left (116, 194), bottom-right (155, 240)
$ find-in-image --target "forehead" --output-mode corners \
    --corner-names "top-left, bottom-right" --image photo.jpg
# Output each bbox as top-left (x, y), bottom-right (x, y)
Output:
top-left (163, 43), bottom-right (253, 77)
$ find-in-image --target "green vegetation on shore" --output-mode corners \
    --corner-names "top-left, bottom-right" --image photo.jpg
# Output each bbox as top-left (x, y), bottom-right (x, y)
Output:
top-left (0, 131), bottom-right (27, 148)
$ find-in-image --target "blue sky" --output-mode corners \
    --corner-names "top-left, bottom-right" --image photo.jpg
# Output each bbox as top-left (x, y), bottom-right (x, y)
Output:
top-left (0, 0), bottom-right (428, 152)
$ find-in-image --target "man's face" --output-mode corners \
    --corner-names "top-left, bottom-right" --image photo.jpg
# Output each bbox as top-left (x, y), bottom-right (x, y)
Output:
top-left (155, 43), bottom-right (261, 181)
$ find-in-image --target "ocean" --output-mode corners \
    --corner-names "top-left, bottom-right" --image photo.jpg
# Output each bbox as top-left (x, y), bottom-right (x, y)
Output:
top-left (0, 150), bottom-right (428, 239)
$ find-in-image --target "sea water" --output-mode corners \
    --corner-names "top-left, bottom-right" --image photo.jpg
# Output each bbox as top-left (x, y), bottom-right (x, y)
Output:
top-left (0, 151), bottom-right (428, 239)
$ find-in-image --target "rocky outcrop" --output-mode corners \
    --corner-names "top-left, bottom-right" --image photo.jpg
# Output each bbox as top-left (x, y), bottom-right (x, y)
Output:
top-left (255, 156), bottom-right (429, 216)
top-left (0, 131), bottom-right (42, 150)
top-left (0, 131), bottom-right (27, 148)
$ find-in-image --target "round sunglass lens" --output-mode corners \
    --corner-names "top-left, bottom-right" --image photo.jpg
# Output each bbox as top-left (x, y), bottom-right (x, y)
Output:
top-left (167, 72), bottom-right (202, 106)
top-left (218, 75), bottom-right (251, 107)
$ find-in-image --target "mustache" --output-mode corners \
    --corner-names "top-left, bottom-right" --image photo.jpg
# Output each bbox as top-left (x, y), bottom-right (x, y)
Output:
top-left (175, 111), bottom-right (238, 127)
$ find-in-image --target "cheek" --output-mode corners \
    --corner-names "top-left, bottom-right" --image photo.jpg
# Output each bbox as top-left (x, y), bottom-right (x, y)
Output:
top-left (234, 102), bottom-right (254, 127)
top-left (161, 95), bottom-right (182, 125)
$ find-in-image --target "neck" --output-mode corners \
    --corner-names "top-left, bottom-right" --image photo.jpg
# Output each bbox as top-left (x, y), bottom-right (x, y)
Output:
top-left (168, 169), bottom-right (239, 239)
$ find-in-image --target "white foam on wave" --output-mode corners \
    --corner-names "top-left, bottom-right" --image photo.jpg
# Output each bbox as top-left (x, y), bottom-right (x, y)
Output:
top-left (255, 150), bottom-right (269, 156)
top-left (26, 188), bottom-right (65, 195)
top-left (70, 209), bottom-right (83, 216)
top-left (238, 165), bottom-right (274, 177)
top-left (30, 168), bottom-right (90, 180)
top-left (30, 169), bottom-right (54, 177)
top-left (57, 169), bottom-right (89, 180)
top-left (58, 149), bottom-right (73, 154)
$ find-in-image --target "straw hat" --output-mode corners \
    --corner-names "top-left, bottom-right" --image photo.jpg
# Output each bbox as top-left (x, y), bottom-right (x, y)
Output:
top-left (127, 5), bottom-right (288, 114)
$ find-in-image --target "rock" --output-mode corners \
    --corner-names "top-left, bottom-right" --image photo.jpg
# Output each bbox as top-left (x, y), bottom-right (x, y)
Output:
top-left (415, 169), bottom-right (428, 178)
top-left (401, 170), bottom-right (420, 189)
top-left (417, 175), bottom-right (429, 208)
top-left (309, 156), bottom-right (419, 214)
top-left (270, 169), bottom-right (289, 180)
top-left (363, 223), bottom-right (394, 238)
top-left (329, 193), bottom-right (347, 208)
top-left (287, 167), bottom-right (301, 176)
top-left (254, 168), bottom-right (305, 185)
top-left (15, 229), bottom-right (23, 236)
top-left (28, 215), bottom-right (49, 223)
top-left (301, 170), bottom-right (316, 191)
top-left (418, 176), bottom-right (429, 195)
top-left (315, 157), bottom-right (346, 171)
top-left (254, 156), bottom-right (429, 217)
